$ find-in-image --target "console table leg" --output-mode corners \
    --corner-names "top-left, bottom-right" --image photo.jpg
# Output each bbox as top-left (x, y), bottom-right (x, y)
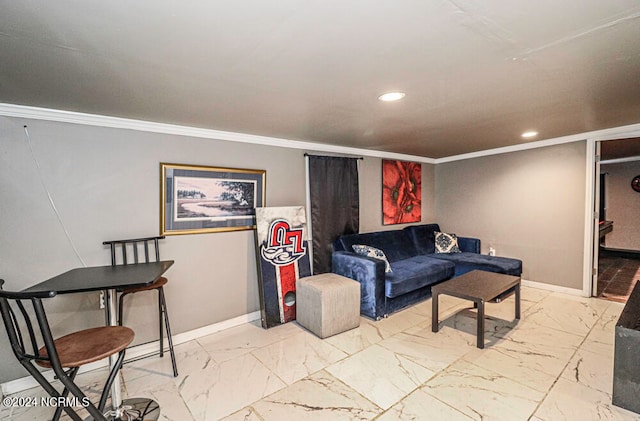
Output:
top-left (432, 292), bottom-right (439, 333)
top-left (515, 283), bottom-right (521, 319)
top-left (477, 299), bottom-right (485, 349)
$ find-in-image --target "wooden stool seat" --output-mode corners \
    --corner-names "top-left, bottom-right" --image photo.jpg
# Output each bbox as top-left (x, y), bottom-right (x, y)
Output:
top-left (0, 279), bottom-right (134, 420)
top-left (36, 326), bottom-right (134, 368)
top-left (119, 276), bottom-right (168, 294)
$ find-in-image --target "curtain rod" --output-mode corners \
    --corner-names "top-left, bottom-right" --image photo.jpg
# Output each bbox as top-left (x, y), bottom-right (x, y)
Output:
top-left (304, 153), bottom-right (364, 160)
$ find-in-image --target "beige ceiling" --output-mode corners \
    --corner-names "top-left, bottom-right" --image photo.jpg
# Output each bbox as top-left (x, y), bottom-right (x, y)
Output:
top-left (601, 138), bottom-right (640, 160)
top-left (1, 1), bottom-right (640, 158)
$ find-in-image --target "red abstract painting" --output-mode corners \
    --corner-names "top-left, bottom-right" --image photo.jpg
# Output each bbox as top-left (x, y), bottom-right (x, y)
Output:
top-left (382, 160), bottom-right (422, 225)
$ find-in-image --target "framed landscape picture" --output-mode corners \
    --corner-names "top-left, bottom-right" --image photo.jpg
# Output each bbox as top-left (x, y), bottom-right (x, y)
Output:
top-left (382, 159), bottom-right (422, 225)
top-left (161, 163), bottom-right (266, 235)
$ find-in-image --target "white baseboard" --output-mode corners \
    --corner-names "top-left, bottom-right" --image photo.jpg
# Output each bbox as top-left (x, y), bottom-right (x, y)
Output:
top-left (521, 279), bottom-right (585, 296)
top-left (1, 310), bottom-right (261, 396)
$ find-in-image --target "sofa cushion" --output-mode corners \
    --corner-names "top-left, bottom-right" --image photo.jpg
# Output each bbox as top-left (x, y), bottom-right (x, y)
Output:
top-left (385, 256), bottom-right (455, 298)
top-left (403, 224), bottom-right (441, 254)
top-left (429, 252), bottom-right (522, 277)
top-left (352, 244), bottom-right (392, 273)
top-left (435, 231), bottom-right (461, 253)
top-left (334, 230), bottom-right (418, 262)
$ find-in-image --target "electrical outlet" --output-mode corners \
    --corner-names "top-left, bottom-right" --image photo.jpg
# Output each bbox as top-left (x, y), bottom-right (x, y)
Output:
top-left (489, 247), bottom-right (496, 256)
top-left (99, 291), bottom-right (105, 309)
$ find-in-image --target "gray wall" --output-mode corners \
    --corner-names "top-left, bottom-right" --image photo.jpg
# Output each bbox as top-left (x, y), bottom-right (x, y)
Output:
top-left (0, 116), bottom-right (310, 382)
top-left (0, 116), bottom-right (433, 383)
top-left (435, 141), bottom-right (587, 289)
top-left (0, 113), bottom-right (587, 383)
top-left (601, 160), bottom-right (640, 251)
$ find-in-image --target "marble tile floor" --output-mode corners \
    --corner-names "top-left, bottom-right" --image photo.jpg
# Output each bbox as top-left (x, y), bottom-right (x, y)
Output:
top-left (2, 286), bottom-right (639, 421)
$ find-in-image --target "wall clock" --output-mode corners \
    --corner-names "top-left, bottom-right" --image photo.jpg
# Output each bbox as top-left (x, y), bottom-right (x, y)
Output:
top-left (632, 175), bottom-right (640, 193)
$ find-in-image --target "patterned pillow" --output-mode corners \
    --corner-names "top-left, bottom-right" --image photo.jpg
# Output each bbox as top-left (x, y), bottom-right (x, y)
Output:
top-left (352, 244), bottom-right (393, 273)
top-left (434, 231), bottom-right (461, 253)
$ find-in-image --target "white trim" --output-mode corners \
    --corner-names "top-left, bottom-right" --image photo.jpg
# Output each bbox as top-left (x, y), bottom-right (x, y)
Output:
top-left (434, 123), bottom-right (640, 164)
top-left (521, 279), bottom-right (584, 296)
top-left (2, 103), bottom-right (639, 165)
top-left (583, 138), bottom-right (597, 297)
top-left (1, 310), bottom-right (261, 396)
top-left (167, 310), bottom-right (261, 344)
top-left (582, 134), bottom-right (640, 302)
top-left (0, 103), bottom-right (436, 164)
top-left (601, 156), bottom-right (640, 164)
top-left (591, 128), bottom-right (640, 141)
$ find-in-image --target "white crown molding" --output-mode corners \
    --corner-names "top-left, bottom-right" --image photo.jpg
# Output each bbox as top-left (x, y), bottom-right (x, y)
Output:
top-left (591, 128), bottom-right (640, 141)
top-left (2, 103), bottom-right (639, 165)
top-left (434, 123), bottom-right (640, 164)
top-left (0, 103), bottom-right (436, 164)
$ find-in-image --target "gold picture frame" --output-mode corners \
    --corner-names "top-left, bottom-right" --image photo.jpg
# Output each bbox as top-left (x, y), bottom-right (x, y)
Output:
top-left (160, 163), bottom-right (266, 235)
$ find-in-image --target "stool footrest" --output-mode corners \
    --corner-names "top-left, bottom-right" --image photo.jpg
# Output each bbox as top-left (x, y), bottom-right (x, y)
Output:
top-left (296, 273), bottom-right (361, 338)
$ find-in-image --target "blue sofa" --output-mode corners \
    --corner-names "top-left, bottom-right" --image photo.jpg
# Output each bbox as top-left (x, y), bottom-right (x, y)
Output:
top-left (332, 223), bottom-right (522, 320)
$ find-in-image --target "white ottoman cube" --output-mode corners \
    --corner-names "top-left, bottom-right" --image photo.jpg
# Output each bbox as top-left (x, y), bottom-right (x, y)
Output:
top-left (296, 273), bottom-right (361, 338)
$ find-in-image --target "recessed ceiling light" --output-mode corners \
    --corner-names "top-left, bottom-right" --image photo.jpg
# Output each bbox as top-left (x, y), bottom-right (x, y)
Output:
top-left (378, 92), bottom-right (406, 102)
top-left (521, 131), bottom-right (538, 139)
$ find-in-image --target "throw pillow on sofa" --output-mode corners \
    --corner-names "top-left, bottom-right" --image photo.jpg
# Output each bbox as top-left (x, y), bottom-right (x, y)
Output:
top-left (435, 231), bottom-right (461, 253)
top-left (352, 244), bottom-right (393, 273)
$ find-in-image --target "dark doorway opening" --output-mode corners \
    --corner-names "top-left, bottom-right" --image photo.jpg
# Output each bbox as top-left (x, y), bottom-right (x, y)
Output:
top-left (594, 137), bottom-right (640, 303)
top-left (597, 249), bottom-right (640, 303)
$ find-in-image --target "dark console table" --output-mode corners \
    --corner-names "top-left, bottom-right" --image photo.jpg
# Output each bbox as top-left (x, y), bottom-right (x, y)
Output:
top-left (599, 220), bottom-right (614, 239)
top-left (613, 280), bottom-right (640, 414)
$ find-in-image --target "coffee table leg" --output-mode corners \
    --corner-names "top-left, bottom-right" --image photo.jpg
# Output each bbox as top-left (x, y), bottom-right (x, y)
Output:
top-left (515, 283), bottom-right (521, 319)
top-left (476, 299), bottom-right (485, 349)
top-left (432, 291), bottom-right (439, 333)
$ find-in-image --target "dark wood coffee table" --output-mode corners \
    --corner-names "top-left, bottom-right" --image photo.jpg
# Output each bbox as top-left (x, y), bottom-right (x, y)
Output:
top-left (431, 270), bottom-right (521, 349)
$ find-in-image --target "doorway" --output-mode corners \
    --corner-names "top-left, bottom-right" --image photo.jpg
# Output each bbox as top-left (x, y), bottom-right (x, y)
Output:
top-left (592, 138), bottom-right (640, 303)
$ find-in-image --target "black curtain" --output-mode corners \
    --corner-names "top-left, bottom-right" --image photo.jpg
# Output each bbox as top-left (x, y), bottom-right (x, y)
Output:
top-left (308, 155), bottom-right (359, 274)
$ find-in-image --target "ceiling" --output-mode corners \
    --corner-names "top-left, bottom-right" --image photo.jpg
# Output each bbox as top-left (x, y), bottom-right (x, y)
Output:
top-left (2, 1), bottom-right (640, 159)
top-left (601, 138), bottom-right (640, 160)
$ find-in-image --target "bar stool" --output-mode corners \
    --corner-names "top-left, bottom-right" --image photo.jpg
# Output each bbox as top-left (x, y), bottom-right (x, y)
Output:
top-left (0, 279), bottom-right (134, 421)
top-left (102, 236), bottom-right (178, 377)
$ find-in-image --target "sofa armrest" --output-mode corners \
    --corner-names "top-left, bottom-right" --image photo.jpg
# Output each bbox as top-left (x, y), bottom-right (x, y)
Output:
top-left (331, 251), bottom-right (386, 319)
top-left (458, 236), bottom-right (481, 253)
